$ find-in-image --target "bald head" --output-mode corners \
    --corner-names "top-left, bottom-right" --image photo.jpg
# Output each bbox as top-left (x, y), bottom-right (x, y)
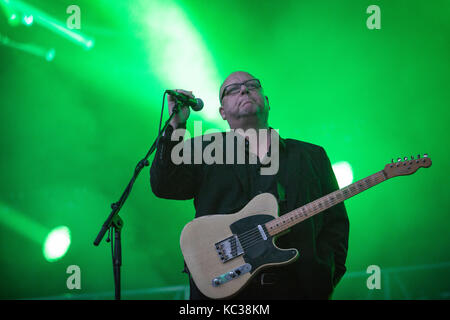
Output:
top-left (219, 71), bottom-right (256, 103)
top-left (218, 71), bottom-right (270, 130)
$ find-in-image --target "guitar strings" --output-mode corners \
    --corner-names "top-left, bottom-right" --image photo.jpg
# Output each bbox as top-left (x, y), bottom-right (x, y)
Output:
top-left (266, 172), bottom-right (386, 234)
top-left (226, 172), bottom-right (386, 253)
top-left (236, 228), bottom-right (260, 242)
top-left (237, 173), bottom-right (386, 250)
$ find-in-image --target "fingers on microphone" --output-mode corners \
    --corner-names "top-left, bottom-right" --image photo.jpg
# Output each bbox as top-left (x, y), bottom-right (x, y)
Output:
top-left (177, 89), bottom-right (195, 99)
top-left (167, 89), bottom-right (195, 107)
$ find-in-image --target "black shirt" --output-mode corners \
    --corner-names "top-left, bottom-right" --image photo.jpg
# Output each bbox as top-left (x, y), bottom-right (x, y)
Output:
top-left (243, 137), bottom-right (288, 215)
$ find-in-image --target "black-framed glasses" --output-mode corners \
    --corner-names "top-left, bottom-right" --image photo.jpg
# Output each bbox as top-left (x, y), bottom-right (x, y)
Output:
top-left (220, 78), bottom-right (261, 102)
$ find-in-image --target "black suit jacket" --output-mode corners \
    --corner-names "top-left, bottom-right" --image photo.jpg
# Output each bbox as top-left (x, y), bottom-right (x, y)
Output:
top-left (150, 126), bottom-right (349, 299)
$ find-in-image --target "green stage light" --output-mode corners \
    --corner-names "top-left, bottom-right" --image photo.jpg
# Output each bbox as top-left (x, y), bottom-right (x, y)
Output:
top-left (1, 0), bottom-right (19, 26)
top-left (5, 0), bottom-right (95, 50)
top-left (23, 14), bottom-right (33, 26)
top-left (332, 161), bottom-right (354, 189)
top-left (43, 226), bottom-right (71, 262)
top-left (85, 39), bottom-right (94, 50)
top-left (45, 48), bottom-right (55, 62)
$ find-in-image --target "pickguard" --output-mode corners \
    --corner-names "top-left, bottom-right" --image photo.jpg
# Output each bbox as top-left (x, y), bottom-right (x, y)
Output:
top-left (229, 214), bottom-right (298, 273)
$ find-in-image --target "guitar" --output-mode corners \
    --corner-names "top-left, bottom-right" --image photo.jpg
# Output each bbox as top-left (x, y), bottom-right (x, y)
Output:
top-left (180, 154), bottom-right (432, 299)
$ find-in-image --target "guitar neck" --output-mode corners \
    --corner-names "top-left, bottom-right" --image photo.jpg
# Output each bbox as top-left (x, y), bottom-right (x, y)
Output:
top-left (265, 170), bottom-right (388, 237)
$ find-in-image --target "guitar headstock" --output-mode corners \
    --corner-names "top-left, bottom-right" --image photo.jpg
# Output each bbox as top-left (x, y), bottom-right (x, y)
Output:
top-left (383, 154), bottom-right (432, 179)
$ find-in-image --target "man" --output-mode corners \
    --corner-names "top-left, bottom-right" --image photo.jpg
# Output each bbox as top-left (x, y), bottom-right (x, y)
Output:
top-left (150, 71), bottom-right (349, 300)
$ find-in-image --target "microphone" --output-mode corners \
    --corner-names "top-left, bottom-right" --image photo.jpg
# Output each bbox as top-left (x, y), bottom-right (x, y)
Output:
top-left (165, 90), bottom-right (204, 111)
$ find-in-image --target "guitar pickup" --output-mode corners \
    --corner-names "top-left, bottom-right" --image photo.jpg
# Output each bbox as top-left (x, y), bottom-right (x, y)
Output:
top-left (215, 235), bottom-right (244, 263)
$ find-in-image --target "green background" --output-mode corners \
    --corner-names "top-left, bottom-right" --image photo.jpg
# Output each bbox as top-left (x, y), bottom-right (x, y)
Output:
top-left (0, 0), bottom-right (448, 299)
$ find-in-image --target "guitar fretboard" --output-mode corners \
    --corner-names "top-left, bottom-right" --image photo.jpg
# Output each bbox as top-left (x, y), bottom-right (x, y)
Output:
top-left (265, 170), bottom-right (387, 236)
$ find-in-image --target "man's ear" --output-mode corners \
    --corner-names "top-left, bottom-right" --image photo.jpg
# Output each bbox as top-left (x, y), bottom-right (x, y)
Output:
top-left (265, 96), bottom-right (270, 110)
top-left (219, 106), bottom-right (226, 120)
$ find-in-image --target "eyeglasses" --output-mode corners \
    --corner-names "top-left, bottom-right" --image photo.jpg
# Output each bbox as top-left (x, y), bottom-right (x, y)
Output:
top-left (220, 78), bottom-right (261, 102)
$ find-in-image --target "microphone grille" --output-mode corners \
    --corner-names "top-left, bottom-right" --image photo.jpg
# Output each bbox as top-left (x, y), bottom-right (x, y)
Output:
top-left (193, 98), bottom-right (204, 111)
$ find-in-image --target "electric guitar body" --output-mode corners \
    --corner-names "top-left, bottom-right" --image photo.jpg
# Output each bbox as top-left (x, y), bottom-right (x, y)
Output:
top-left (180, 193), bottom-right (297, 299)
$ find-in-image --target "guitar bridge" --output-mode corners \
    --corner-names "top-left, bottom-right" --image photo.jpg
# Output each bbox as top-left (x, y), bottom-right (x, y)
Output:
top-left (215, 235), bottom-right (244, 263)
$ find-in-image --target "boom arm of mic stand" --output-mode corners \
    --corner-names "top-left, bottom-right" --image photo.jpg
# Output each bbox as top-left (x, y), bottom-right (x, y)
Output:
top-left (93, 103), bottom-right (181, 247)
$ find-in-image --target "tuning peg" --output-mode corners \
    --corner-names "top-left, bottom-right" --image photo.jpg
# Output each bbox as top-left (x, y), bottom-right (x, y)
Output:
top-left (411, 155), bottom-right (414, 160)
top-left (417, 154), bottom-right (421, 159)
top-left (397, 157), bottom-right (402, 162)
top-left (391, 158), bottom-right (394, 163)
top-left (424, 153), bottom-right (428, 158)
top-left (404, 157), bottom-right (408, 161)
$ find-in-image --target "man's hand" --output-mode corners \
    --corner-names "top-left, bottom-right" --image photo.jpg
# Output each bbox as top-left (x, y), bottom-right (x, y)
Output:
top-left (168, 89), bottom-right (194, 129)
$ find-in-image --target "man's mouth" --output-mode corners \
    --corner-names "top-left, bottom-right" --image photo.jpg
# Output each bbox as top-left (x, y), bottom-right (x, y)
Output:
top-left (240, 100), bottom-right (253, 107)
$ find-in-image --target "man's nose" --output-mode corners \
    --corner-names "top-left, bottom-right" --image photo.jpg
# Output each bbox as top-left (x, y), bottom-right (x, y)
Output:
top-left (239, 84), bottom-right (249, 95)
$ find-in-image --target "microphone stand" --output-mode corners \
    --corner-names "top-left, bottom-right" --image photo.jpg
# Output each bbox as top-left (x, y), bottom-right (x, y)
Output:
top-left (93, 101), bottom-right (183, 300)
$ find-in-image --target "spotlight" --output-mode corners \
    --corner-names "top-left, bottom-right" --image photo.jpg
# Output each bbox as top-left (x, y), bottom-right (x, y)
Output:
top-left (43, 226), bottom-right (71, 262)
top-left (45, 48), bottom-right (55, 62)
top-left (85, 39), bottom-right (94, 50)
top-left (23, 14), bottom-right (33, 26)
top-left (332, 161), bottom-right (354, 188)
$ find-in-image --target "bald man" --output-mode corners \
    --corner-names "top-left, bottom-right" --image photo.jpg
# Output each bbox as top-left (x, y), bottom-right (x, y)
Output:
top-left (150, 71), bottom-right (349, 300)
